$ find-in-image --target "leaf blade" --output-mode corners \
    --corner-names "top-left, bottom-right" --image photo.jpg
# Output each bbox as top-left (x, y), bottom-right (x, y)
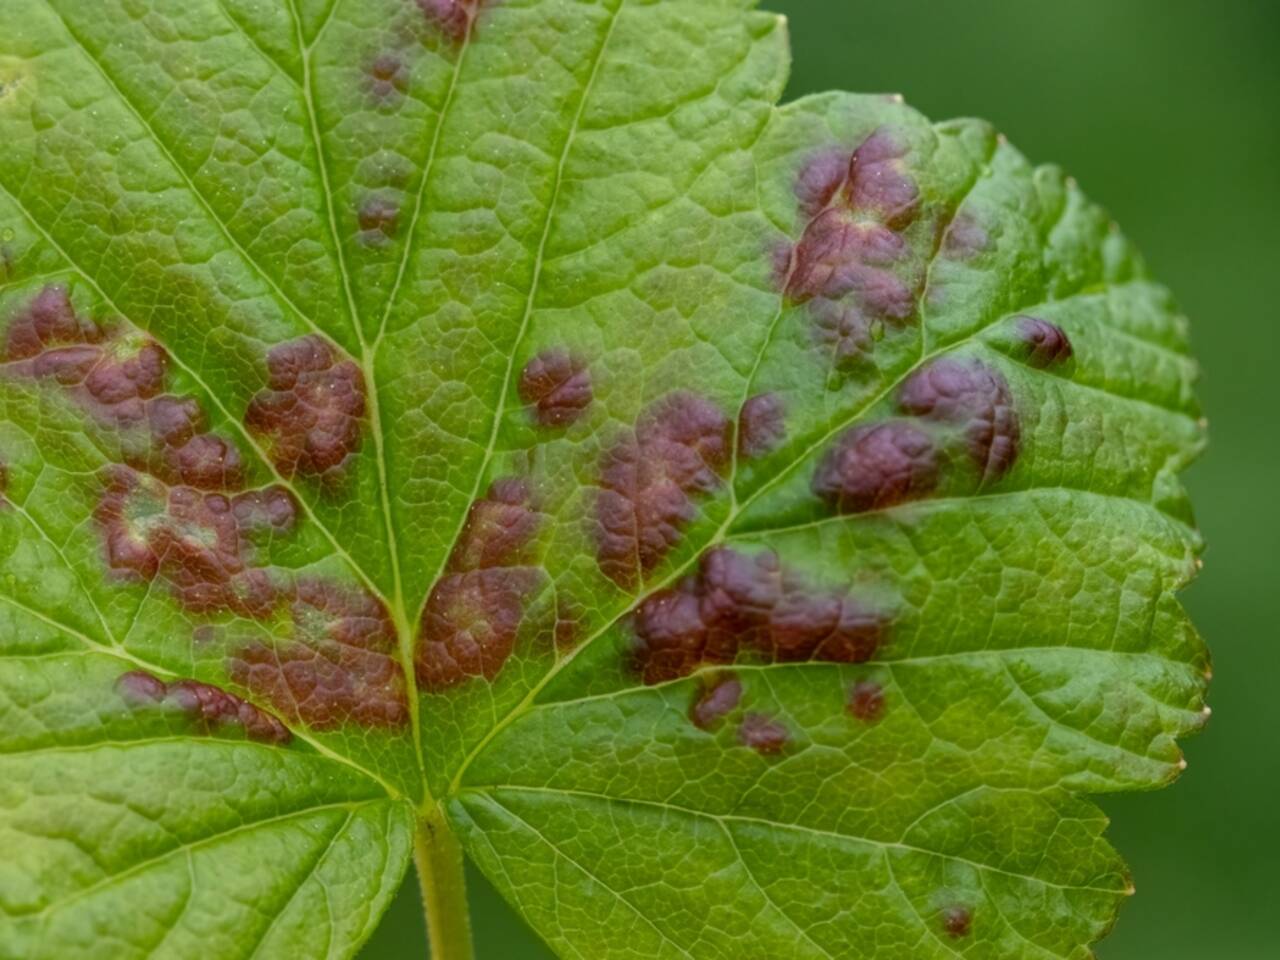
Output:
top-left (0, 1), bottom-right (1208, 957)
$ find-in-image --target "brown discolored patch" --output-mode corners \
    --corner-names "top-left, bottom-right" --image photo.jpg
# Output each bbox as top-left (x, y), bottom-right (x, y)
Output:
top-left (942, 906), bottom-right (972, 939)
top-left (231, 580), bottom-right (409, 730)
top-left (1014, 315), bottom-right (1073, 369)
top-left (450, 478), bottom-right (540, 571)
top-left (630, 547), bottom-right (884, 685)
top-left (553, 596), bottom-right (585, 652)
top-left (738, 712), bottom-right (790, 755)
top-left (230, 485), bottom-right (299, 536)
top-left (416, 478), bottom-right (547, 691)
top-left (7, 287), bottom-right (408, 733)
top-left (846, 129), bottom-right (920, 229)
top-left (518, 348), bottom-right (592, 429)
top-left (145, 393), bottom-right (202, 443)
top-left (417, 567), bottom-right (543, 690)
top-left (416, 0), bottom-right (489, 42)
top-left (156, 432), bottom-right (244, 491)
top-left (0, 458), bottom-right (7, 506)
top-left (4, 285), bottom-right (100, 359)
top-left (4, 287), bottom-right (252, 492)
top-left (116, 669), bottom-right (291, 745)
top-left (554, 617), bottom-right (579, 651)
top-left (738, 393), bottom-right (786, 459)
top-left (95, 468), bottom-right (275, 618)
top-left (10, 314), bottom-right (167, 430)
top-left (6, 293), bottom-right (256, 589)
top-left (244, 335), bottom-right (366, 481)
top-left (139, 390), bottom-right (247, 491)
top-left (594, 392), bottom-right (732, 588)
top-left (690, 674), bottom-right (742, 730)
top-left (778, 129), bottom-right (923, 370)
top-left (366, 53), bottom-right (410, 101)
top-left (357, 196), bottom-right (400, 247)
top-left (898, 357), bottom-right (1020, 480)
top-left (812, 421), bottom-right (939, 514)
top-left (794, 149), bottom-right (850, 219)
top-left (847, 680), bottom-right (886, 722)
top-left (81, 337), bottom-right (168, 417)
top-left (3, 289), bottom-right (277, 616)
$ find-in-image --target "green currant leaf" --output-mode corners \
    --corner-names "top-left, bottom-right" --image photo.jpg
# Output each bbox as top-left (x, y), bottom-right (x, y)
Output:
top-left (0, 1), bottom-right (1208, 958)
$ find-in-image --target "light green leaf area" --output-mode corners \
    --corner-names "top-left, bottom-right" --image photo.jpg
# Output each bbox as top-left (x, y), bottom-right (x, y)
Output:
top-left (0, 1), bottom-right (1207, 958)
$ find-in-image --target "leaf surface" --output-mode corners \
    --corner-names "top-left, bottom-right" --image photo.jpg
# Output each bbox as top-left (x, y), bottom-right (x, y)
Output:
top-left (0, 1), bottom-right (1208, 958)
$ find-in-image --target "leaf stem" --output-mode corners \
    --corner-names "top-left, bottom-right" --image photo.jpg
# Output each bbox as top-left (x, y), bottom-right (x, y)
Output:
top-left (414, 807), bottom-right (475, 960)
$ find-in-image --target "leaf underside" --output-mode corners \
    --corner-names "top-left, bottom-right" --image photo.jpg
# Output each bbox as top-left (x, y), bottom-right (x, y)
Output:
top-left (0, 1), bottom-right (1208, 959)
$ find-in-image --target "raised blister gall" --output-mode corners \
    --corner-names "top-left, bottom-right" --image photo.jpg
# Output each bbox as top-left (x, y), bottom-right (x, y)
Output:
top-left (6, 289), bottom-right (170, 429)
top-left (231, 486), bottom-right (299, 536)
top-left (357, 196), bottom-right (401, 247)
top-left (778, 130), bottom-right (924, 371)
top-left (366, 53), bottom-right (410, 102)
top-left (116, 669), bottom-right (291, 745)
top-left (738, 712), bottom-right (790, 755)
top-left (630, 547), bottom-right (884, 684)
top-left (451, 478), bottom-right (540, 571)
top-left (1014, 315), bottom-right (1074, 368)
top-left (231, 580), bottom-right (410, 730)
top-left (846, 129), bottom-right (920, 229)
top-left (4, 285), bottom-right (99, 359)
top-left (794, 149), bottom-right (850, 218)
top-left (98, 470), bottom-right (245, 608)
top-left (518, 348), bottom-right (593, 428)
top-left (812, 421), bottom-right (939, 514)
top-left (416, 0), bottom-right (488, 42)
top-left (418, 567), bottom-right (543, 689)
top-left (147, 394), bottom-right (202, 447)
top-left (416, 478), bottom-right (546, 690)
top-left (738, 393), bottom-right (786, 459)
top-left (83, 336), bottom-right (167, 411)
top-left (784, 212), bottom-right (913, 308)
top-left (942, 906), bottom-right (973, 939)
top-left (245, 335), bottom-right (366, 481)
top-left (594, 392), bottom-right (732, 587)
top-left (690, 674), bottom-right (742, 730)
top-left (898, 357), bottom-right (1021, 480)
top-left (848, 680), bottom-right (886, 722)
top-left (163, 433), bottom-right (244, 491)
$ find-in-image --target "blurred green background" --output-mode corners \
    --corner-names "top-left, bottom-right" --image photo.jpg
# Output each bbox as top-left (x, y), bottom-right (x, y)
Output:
top-left (361, 1), bottom-right (1280, 956)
